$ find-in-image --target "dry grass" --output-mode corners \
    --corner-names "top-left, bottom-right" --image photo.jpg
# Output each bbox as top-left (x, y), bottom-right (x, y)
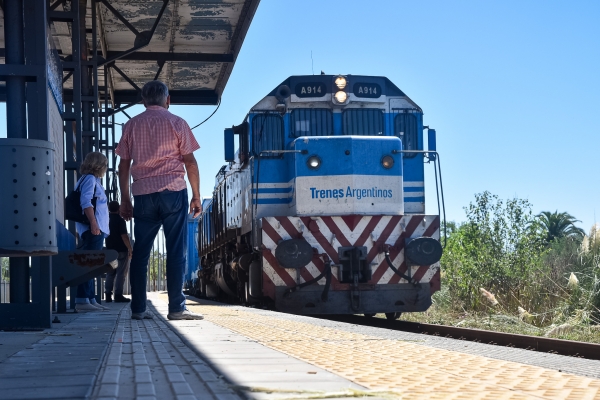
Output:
top-left (392, 297), bottom-right (600, 344)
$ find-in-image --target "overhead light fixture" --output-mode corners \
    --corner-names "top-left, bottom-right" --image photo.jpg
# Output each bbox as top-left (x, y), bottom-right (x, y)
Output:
top-left (334, 76), bottom-right (347, 90)
top-left (334, 91), bottom-right (347, 103)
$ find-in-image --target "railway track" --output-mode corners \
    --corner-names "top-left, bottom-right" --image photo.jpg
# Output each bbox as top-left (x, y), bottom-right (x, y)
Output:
top-left (321, 314), bottom-right (600, 360)
top-left (189, 295), bottom-right (600, 360)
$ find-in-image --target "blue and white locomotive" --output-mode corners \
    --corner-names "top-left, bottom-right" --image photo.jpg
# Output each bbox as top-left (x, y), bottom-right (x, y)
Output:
top-left (192, 74), bottom-right (444, 318)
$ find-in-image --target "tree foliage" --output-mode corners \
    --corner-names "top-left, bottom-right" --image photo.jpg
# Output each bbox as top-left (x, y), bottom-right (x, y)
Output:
top-left (440, 192), bottom-right (600, 327)
top-left (442, 191), bottom-right (545, 309)
top-left (536, 210), bottom-right (585, 244)
top-left (148, 250), bottom-right (167, 290)
top-left (0, 258), bottom-right (8, 281)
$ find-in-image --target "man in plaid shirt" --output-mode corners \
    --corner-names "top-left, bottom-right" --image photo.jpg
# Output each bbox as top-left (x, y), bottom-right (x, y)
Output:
top-left (116, 80), bottom-right (203, 321)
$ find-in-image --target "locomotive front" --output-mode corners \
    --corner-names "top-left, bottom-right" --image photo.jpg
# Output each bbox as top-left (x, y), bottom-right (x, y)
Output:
top-left (196, 75), bottom-right (444, 318)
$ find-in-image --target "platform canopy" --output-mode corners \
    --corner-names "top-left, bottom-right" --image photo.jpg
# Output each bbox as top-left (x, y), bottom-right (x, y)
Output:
top-left (0, 0), bottom-right (260, 106)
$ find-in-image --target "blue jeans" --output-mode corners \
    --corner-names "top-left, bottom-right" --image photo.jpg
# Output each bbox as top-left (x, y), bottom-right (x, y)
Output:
top-left (76, 230), bottom-right (105, 302)
top-left (130, 189), bottom-right (188, 314)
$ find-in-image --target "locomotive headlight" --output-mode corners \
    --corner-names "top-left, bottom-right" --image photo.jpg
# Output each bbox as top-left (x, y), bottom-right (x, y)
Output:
top-left (334, 76), bottom-right (347, 90)
top-left (307, 155), bottom-right (322, 170)
top-left (381, 155), bottom-right (394, 169)
top-left (334, 91), bottom-right (347, 103)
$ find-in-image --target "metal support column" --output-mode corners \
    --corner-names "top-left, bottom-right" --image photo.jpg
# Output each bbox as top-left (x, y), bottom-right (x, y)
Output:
top-left (0, 0), bottom-right (55, 329)
top-left (91, 2), bottom-right (100, 152)
top-left (79, 0), bottom-right (95, 156)
top-left (51, 0), bottom-right (111, 311)
top-left (60, 0), bottom-right (83, 177)
top-left (31, 257), bottom-right (52, 324)
top-left (5, 0), bottom-right (30, 305)
top-left (4, 0), bottom-right (27, 137)
top-left (57, 0), bottom-right (82, 247)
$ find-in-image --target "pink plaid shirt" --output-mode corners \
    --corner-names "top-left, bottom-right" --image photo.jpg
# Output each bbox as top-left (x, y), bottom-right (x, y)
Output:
top-left (116, 106), bottom-right (200, 196)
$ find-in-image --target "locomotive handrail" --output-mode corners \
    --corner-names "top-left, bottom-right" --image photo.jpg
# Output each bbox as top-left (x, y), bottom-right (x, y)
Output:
top-left (392, 150), bottom-right (447, 248)
top-left (258, 150), bottom-right (308, 156)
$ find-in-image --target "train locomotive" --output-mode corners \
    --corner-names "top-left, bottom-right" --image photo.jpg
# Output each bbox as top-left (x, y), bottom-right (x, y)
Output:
top-left (191, 74), bottom-right (445, 318)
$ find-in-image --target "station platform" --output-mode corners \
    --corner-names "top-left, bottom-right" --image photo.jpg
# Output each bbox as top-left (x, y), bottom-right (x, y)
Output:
top-left (1, 294), bottom-right (600, 400)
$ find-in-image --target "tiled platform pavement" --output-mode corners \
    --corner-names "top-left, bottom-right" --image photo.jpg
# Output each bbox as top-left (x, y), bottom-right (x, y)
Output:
top-left (90, 305), bottom-right (240, 400)
top-left (145, 293), bottom-right (365, 400)
top-left (181, 297), bottom-right (600, 400)
top-left (92, 294), bottom-right (363, 400)
top-left (4, 293), bottom-right (600, 400)
top-left (0, 304), bottom-right (127, 400)
top-left (0, 295), bottom-right (367, 400)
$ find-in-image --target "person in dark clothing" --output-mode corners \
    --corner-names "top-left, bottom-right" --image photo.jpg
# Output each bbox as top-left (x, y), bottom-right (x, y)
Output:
top-left (105, 201), bottom-right (133, 303)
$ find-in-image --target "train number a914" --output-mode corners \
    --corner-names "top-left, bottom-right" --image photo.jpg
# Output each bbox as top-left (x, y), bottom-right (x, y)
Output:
top-left (295, 82), bottom-right (326, 98)
top-left (353, 83), bottom-right (382, 98)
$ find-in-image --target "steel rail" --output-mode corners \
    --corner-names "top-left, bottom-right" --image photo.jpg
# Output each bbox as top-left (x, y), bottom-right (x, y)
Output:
top-left (320, 315), bottom-right (600, 360)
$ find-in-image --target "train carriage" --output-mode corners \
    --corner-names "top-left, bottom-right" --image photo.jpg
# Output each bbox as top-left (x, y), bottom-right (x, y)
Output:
top-left (191, 74), bottom-right (444, 318)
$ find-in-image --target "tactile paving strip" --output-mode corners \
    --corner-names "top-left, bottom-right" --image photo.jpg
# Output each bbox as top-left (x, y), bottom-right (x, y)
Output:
top-left (185, 301), bottom-right (600, 400)
top-left (92, 306), bottom-right (242, 400)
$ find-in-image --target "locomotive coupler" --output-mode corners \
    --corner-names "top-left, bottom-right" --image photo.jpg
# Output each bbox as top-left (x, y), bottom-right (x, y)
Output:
top-left (350, 274), bottom-right (361, 311)
top-left (338, 247), bottom-right (369, 311)
top-left (338, 246), bottom-right (371, 283)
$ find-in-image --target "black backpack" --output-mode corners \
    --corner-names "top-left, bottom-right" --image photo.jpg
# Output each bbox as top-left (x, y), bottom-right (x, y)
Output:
top-left (64, 175), bottom-right (97, 224)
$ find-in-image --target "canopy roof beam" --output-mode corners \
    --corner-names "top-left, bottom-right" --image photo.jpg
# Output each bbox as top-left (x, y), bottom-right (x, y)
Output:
top-left (97, 0), bottom-right (170, 67)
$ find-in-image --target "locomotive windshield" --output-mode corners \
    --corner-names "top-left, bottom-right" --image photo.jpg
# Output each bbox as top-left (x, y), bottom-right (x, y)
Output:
top-left (394, 111), bottom-right (418, 156)
top-left (290, 109), bottom-right (333, 137)
top-left (252, 114), bottom-right (284, 154)
top-left (342, 109), bottom-right (384, 136)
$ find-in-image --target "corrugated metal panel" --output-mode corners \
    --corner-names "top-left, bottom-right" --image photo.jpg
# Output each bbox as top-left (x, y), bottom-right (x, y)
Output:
top-left (290, 108), bottom-right (333, 137)
top-left (394, 112), bottom-right (418, 156)
top-left (12, 0), bottom-right (262, 105)
top-left (342, 109), bottom-right (384, 136)
top-left (252, 114), bottom-right (283, 154)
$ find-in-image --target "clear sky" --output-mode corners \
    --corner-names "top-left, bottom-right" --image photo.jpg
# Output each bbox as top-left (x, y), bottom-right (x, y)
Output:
top-left (176, 0), bottom-right (600, 233)
top-left (3, 1), bottom-right (600, 232)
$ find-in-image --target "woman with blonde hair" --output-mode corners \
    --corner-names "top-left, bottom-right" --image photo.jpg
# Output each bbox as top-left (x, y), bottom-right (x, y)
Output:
top-left (74, 152), bottom-right (110, 311)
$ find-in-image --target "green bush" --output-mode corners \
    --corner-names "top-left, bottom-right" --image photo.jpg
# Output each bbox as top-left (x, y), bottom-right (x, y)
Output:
top-left (442, 191), bottom-right (546, 312)
top-left (439, 191), bottom-right (600, 331)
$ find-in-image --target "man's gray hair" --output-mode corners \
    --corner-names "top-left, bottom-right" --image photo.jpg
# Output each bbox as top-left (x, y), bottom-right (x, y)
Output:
top-left (141, 80), bottom-right (169, 106)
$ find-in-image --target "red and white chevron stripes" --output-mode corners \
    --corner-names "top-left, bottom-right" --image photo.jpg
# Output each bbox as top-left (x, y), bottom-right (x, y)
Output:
top-left (260, 215), bottom-right (441, 299)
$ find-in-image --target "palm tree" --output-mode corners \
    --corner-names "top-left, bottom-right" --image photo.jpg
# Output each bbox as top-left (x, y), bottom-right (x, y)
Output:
top-left (536, 211), bottom-right (585, 244)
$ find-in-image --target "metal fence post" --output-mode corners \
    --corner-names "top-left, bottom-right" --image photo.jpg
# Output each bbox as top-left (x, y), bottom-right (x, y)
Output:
top-left (162, 229), bottom-right (166, 291)
top-left (149, 242), bottom-right (153, 291)
top-left (158, 232), bottom-right (162, 291)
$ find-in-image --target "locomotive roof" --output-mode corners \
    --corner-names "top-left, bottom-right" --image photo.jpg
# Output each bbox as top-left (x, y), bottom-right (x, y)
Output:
top-left (268, 75), bottom-right (407, 97)
top-left (256, 75), bottom-right (421, 111)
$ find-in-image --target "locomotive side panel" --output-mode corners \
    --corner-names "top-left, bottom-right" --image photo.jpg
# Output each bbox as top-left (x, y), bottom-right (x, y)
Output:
top-left (240, 168), bottom-right (253, 234)
top-left (225, 171), bottom-right (243, 229)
